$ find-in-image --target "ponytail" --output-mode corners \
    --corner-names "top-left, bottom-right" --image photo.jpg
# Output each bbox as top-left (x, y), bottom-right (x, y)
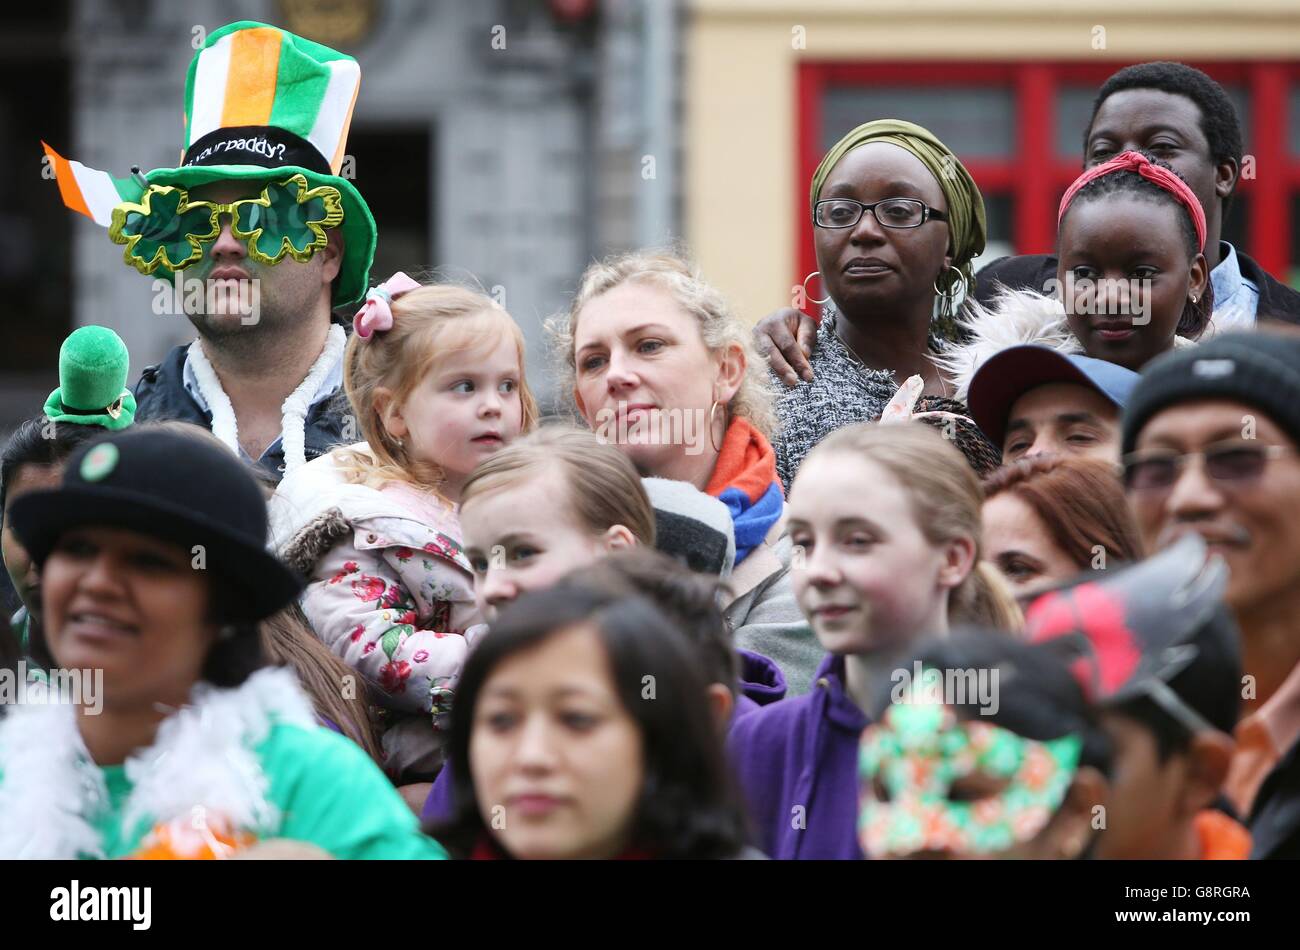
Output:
top-left (953, 560), bottom-right (1024, 634)
top-left (810, 422), bottom-right (1021, 635)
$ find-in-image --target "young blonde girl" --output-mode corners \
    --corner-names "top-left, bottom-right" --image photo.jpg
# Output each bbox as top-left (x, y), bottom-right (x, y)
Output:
top-left (271, 275), bottom-right (538, 784)
top-left (456, 426), bottom-right (656, 622)
top-left (457, 424), bottom-right (786, 707)
top-left (422, 424), bottom-right (789, 825)
top-left (727, 421), bottom-right (1020, 860)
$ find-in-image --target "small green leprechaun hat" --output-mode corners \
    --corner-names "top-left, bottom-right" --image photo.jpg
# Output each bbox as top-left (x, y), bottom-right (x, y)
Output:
top-left (43, 326), bottom-right (136, 431)
top-left (43, 20), bottom-right (375, 308)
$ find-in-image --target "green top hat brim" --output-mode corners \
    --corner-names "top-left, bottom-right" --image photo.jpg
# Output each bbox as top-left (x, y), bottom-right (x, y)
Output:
top-left (143, 163), bottom-right (375, 308)
top-left (44, 387), bottom-right (137, 431)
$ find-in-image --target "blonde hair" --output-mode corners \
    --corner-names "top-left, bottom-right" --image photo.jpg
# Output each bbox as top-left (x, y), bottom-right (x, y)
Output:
top-left (339, 284), bottom-right (540, 495)
top-left (547, 248), bottom-right (778, 438)
top-left (807, 422), bottom-right (1023, 633)
top-left (460, 425), bottom-right (656, 547)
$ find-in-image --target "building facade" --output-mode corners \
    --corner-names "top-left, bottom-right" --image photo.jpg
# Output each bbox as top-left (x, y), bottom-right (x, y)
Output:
top-left (685, 0), bottom-right (1300, 328)
top-left (5, 0), bottom-right (682, 428)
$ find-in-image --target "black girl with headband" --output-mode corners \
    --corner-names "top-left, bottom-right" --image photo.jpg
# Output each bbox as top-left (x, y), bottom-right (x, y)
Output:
top-left (1054, 149), bottom-right (1213, 371)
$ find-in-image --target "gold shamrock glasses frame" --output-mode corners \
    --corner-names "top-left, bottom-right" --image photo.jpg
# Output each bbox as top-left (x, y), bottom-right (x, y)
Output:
top-left (108, 173), bottom-right (345, 275)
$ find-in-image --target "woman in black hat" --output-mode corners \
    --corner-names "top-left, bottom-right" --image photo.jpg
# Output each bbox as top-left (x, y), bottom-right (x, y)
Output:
top-left (0, 427), bottom-right (447, 859)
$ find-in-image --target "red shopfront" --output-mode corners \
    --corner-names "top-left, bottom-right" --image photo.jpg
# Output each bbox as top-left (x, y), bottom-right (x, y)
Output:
top-left (795, 61), bottom-right (1300, 298)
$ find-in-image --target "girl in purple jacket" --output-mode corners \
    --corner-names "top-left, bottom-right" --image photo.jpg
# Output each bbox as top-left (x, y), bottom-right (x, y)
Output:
top-left (727, 422), bottom-right (1022, 859)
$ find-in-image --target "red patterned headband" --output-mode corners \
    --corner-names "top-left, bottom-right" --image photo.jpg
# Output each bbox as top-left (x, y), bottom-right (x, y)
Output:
top-left (1057, 150), bottom-right (1207, 252)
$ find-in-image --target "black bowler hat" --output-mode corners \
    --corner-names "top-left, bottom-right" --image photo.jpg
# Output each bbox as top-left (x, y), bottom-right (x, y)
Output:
top-left (10, 428), bottom-right (302, 622)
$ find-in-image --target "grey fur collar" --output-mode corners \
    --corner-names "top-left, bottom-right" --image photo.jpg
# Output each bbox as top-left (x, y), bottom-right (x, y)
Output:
top-left (281, 508), bottom-right (352, 576)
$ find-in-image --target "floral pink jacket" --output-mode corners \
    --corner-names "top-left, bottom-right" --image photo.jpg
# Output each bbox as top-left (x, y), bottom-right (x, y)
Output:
top-left (271, 448), bottom-right (484, 780)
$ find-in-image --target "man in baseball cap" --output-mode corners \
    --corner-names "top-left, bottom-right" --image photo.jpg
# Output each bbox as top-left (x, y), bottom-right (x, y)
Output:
top-left (1120, 327), bottom-right (1300, 857)
top-left (967, 345), bottom-right (1139, 464)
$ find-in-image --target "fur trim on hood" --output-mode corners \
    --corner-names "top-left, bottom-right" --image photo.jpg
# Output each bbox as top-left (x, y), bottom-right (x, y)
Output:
top-left (934, 287), bottom-right (1079, 401)
top-left (935, 286), bottom-right (1197, 400)
top-left (280, 508), bottom-right (353, 576)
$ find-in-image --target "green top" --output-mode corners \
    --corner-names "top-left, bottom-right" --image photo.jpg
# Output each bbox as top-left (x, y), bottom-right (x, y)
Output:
top-left (19, 722), bottom-right (447, 859)
top-left (12, 609), bottom-right (28, 653)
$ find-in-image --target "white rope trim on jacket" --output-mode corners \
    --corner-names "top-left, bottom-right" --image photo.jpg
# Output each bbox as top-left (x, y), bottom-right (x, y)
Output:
top-left (188, 324), bottom-right (346, 472)
top-left (281, 324), bottom-right (346, 473)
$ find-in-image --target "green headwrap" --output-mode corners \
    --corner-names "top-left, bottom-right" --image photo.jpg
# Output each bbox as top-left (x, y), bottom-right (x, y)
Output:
top-left (810, 119), bottom-right (987, 329)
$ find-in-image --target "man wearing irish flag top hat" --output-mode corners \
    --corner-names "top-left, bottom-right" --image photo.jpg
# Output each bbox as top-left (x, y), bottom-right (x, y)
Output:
top-left (43, 21), bottom-right (376, 481)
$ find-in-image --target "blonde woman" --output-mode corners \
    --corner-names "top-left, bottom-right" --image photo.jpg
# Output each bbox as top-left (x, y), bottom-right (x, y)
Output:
top-left (551, 250), bottom-right (817, 693)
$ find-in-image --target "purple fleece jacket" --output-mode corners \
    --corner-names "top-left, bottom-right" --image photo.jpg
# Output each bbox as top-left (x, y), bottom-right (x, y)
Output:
top-left (734, 649), bottom-right (787, 717)
top-left (726, 653), bottom-right (868, 860)
top-left (422, 648), bottom-right (790, 825)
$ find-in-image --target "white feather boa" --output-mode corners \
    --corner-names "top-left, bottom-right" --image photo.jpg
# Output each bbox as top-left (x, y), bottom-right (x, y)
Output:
top-left (0, 667), bottom-right (316, 859)
top-left (934, 286), bottom-right (1197, 401)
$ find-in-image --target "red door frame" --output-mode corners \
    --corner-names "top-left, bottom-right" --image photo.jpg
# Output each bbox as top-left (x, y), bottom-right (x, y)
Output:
top-left (795, 60), bottom-right (1299, 311)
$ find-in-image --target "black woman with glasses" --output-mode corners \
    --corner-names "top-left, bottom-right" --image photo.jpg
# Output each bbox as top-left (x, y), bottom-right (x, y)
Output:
top-left (1120, 328), bottom-right (1300, 859)
top-left (769, 119), bottom-right (996, 490)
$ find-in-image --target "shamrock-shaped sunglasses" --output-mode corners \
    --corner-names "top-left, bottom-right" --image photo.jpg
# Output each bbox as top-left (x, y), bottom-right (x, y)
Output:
top-left (108, 174), bottom-right (344, 275)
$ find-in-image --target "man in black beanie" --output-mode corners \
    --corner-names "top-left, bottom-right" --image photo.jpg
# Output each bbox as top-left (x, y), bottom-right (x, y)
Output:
top-left (1120, 327), bottom-right (1300, 857)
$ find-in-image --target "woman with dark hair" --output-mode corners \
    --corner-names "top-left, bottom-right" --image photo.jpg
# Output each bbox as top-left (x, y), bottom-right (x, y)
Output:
top-left (0, 428), bottom-right (445, 858)
top-left (3, 325), bottom-right (137, 657)
top-left (982, 455), bottom-right (1144, 607)
top-left (427, 581), bottom-right (754, 859)
top-left (859, 633), bottom-right (1112, 860)
top-left (2, 418), bottom-right (107, 659)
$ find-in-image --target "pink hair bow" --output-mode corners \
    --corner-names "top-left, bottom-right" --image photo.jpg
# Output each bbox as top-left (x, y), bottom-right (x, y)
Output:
top-left (353, 272), bottom-right (421, 339)
top-left (1057, 150), bottom-right (1207, 251)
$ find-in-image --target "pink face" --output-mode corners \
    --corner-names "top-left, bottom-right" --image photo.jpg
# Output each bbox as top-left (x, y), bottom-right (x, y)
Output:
top-left (786, 452), bottom-right (970, 654)
top-left (982, 491), bottom-right (1085, 602)
top-left (470, 623), bottom-right (645, 860)
top-left (1002, 383), bottom-right (1122, 464)
top-left (387, 330), bottom-right (525, 501)
top-left (571, 282), bottom-right (741, 478)
top-left (462, 477), bottom-right (625, 622)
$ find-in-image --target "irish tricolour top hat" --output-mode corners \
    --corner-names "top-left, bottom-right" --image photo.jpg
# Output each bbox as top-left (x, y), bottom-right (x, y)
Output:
top-left (43, 20), bottom-right (375, 307)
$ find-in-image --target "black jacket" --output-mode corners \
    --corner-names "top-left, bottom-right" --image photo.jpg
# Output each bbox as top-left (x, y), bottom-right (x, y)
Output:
top-left (132, 343), bottom-right (352, 484)
top-left (972, 247), bottom-right (1300, 325)
top-left (1247, 735), bottom-right (1300, 859)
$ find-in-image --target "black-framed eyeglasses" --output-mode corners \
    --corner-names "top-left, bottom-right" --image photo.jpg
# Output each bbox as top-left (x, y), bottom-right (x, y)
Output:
top-left (813, 197), bottom-right (949, 230)
top-left (1122, 440), bottom-right (1296, 493)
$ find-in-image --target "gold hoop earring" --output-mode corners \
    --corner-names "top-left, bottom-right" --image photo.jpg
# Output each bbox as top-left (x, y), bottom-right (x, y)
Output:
top-left (802, 271), bottom-right (833, 306)
top-left (708, 399), bottom-right (725, 454)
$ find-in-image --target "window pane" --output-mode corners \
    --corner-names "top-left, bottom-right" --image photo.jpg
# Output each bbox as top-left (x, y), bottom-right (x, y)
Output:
top-left (978, 193), bottom-right (1016, 264)
top-left (822, 86), bottom-right (1014, 159)
top-left (1290, 194), bottom-right (1300, 290)
top-left (1056, 83), bottom-right (1250, 159)
top-left (1056, 86), bottom-right (1096, 160)
top-left (1291, 89), bottom-right (1300, 156)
